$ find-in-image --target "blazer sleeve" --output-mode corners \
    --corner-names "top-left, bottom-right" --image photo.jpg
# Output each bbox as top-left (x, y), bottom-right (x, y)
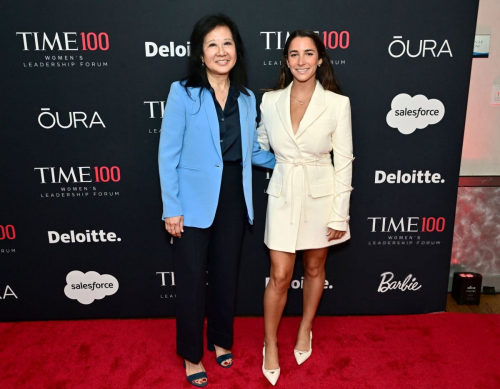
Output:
top-left (251, 91), bottom-right (275, 169)
top-left (257, 92), bottom-right (271, 152)
top-left (158, 82), bottom-right (185, 220)
top-left (327, 97), bottom-right (354, 231)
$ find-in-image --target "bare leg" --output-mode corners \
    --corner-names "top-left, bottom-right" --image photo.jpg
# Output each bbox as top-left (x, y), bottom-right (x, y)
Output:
top-left (264, 249), bottom-right (296, 369)
top-left (212, 344), bottom-right (232, 366)
top-left (184, 361), bottom-right (207, 385)
top-left (295, 247), bottom-right (328, 351)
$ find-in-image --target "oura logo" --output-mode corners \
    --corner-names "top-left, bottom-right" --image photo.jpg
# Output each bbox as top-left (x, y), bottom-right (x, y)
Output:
top-left (64, 270), bottom-right (119, 305)
top-left (388, 36), bottom-right (452, 58)
top-left (378, 272), bottom-right (422, 293)
top-left (261, 31), bottom-right (349, 50)
top-left (38, 108), bottom-right (105, 129)
top-left (0, 285), bottom-right (18, 299)
top-left (34, 166), bottom-right (120, 184)
top-left (386, 94), bottom-right (445, 135)
top-left (17, 32), bottom-right (109, 51)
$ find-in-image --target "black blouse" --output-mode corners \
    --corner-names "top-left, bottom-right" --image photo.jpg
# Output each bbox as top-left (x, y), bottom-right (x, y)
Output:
top-left (209, 85), bottom-right (242, 162)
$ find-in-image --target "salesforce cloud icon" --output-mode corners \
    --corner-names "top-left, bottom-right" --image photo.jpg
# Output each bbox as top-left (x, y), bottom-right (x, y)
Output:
top-left (386, 94), bottom-right (445, 135)
top-left (64, 270), bottom-right (119, 305)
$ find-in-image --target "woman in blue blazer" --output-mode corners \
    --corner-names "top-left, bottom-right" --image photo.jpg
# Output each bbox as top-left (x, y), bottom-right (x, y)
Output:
top-left (158, 14), bottom-right (275, 387)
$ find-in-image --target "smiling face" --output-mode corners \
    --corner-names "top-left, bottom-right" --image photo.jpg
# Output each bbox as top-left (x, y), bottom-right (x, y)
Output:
top-left (201, 25), bottom-right (237, 78)
top-left (286, 37), bottom-right (323, 84)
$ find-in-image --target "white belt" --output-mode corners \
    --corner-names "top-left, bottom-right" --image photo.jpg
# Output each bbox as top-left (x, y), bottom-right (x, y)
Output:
top-left (275, 150), bottom-right (354, 226)
top-left (276, 154), bottom-right (331, 224)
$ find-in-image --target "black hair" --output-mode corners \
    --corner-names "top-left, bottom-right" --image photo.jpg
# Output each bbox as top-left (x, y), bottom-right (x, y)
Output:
top-left (182, 14), bottom-right (249, 99)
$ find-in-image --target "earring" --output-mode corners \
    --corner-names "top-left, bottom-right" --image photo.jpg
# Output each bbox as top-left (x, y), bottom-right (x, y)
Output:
top-left (201, 59), bottom-right (205, 67)
top-left (318, 64), bottom-right (321, 67)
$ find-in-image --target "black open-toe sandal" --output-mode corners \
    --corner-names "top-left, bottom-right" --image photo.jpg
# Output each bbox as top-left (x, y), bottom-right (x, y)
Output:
top-left (207, 341), bottom-right (234, 368)
top-left (183, 361), bottom-right (208, 387)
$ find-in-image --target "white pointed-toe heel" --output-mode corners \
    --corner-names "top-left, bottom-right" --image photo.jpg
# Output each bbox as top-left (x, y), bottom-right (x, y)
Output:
top-left (262, 343), bottom-right (280, 386)
top-left (294, 331), bottom-right (312, 365)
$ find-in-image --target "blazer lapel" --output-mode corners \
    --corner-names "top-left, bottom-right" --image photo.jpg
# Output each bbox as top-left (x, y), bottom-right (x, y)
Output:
top-left (276, 83), bottom-right (299, 147)
top-left (295, 81), bottom-right (326, 139)
top-left (238, 93), bottom-right (249, 166)
top-left (203, 89), bottom-right (222, 161)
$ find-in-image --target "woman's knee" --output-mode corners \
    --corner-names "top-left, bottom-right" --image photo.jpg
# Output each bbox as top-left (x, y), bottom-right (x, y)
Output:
top-left (304, 263), bottom-right (325, 279)
top-left (269, 270), bottom-right (293, 293)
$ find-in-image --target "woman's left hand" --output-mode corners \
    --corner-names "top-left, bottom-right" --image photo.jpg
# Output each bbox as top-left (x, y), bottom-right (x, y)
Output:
top-left (327, 228), bottom-right (346, 241)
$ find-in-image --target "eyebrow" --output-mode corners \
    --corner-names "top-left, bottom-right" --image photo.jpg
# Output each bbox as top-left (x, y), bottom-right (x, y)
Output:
top-left (205, 38), bottom-right (234, 43)
top-left (289, 49), bottom-right (316, 53)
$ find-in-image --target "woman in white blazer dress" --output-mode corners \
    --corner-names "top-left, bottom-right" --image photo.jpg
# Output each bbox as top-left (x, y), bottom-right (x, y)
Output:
top-left (258, 30), bottom-right (353, 385)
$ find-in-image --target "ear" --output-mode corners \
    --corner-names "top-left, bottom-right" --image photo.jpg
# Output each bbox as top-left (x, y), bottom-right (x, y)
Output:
top-left (318, 58), bottom-right (323, 66)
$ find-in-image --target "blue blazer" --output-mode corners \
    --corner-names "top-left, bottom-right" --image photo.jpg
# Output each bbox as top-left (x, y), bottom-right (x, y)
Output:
top-left (158, 81), bottom-right (275, 228)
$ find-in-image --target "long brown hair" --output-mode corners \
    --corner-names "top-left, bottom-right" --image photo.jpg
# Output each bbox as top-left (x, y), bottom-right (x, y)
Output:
top-left (273, 29), bottom-right (342, 94)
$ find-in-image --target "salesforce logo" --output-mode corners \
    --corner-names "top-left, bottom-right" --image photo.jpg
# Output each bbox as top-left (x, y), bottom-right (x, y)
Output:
top-left (386, 94), bottom-right (445, 135)
top-left (64, 270), bottom-right (119, 305)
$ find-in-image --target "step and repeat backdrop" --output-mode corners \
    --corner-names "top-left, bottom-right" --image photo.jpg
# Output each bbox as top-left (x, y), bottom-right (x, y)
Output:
top-left (0, 1), bottom-right (478, 320)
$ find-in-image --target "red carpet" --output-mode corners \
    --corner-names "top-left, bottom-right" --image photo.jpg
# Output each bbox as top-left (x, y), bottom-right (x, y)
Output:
top-left (1, 314), bottom-right (500, 389)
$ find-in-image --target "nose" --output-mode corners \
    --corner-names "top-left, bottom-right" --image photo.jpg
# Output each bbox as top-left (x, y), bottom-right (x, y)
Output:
top-left (297, 54), bottom-right (305, 65)
top-left (217, 44), bottom-right (226, 56)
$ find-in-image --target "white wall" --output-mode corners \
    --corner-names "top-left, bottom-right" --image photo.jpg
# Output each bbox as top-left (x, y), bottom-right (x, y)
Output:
top-left (460, 0), bottom-right (500, 176)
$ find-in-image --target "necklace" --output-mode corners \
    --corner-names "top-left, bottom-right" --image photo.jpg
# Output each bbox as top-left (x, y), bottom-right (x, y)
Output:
top-left (291, 94), bottom-right (312, 105)
top-left (212, 81), bottom-right (230, 95)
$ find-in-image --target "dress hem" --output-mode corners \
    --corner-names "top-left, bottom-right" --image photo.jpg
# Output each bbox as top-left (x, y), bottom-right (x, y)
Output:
top-left (264, 237), bottom-right (350, 254)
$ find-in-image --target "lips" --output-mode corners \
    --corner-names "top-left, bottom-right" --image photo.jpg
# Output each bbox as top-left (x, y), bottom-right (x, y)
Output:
top-left (295, 68), bottom-right (309, 73)
top-left (216, 60), bottom-right (230, 65)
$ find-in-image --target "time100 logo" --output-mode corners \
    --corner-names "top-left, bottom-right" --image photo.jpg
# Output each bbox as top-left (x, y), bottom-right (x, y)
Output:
top-left (0, 225), bottom-right (16, 240)
top-left (321, 31), bottom-right (349, 49)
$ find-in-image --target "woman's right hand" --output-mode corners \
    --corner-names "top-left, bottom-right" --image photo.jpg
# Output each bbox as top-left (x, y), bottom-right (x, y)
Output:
top-left (165, 216), bottom-right (184, 238)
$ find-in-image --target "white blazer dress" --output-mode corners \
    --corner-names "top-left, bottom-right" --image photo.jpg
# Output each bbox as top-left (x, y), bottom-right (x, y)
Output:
top-left (257, 81), bottom-right (354, 253)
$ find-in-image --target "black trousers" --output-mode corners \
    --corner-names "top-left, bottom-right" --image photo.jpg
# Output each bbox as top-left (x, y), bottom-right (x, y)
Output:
top-left (172, 163), bottom-right (247, 363)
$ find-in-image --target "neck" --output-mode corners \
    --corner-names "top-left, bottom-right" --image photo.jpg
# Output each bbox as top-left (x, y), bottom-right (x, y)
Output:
top-left (207, 71), bottom-right (230, 90)
top-left (290, 77), bottom-right (316, 97)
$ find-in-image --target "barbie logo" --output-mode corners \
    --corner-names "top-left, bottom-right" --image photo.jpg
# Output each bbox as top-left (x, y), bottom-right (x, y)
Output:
top-left (377, 272), bottom-right (422, 293)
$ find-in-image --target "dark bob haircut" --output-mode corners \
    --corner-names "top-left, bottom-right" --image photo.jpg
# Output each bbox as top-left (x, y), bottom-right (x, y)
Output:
top-left (273, 29), bottom-right (342, 94)
top-left (182, 14), bottom-right (249, 98)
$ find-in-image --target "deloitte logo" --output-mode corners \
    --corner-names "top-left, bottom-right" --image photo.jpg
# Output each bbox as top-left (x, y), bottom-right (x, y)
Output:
top-left (265, 276), bottom-right (333, 290)
top-left (145, 41), bottom-right (190, 57)
top-left (375, 170), bottom-right (445, 184)
top-left (64, 270), bottom-right (119, 305)
top-left (48, 230), bottom-right (121, 243)
top-left (386, 94), bottom-right (445, 135)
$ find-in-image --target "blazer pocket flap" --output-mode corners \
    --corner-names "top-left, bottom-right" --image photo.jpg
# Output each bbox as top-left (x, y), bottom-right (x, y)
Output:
top-left (266, 181), bottom-right (282, 197)
top-left (177, 165), bottom-right (200, 171)
top-left (310, 181), bottom-right (335, 198)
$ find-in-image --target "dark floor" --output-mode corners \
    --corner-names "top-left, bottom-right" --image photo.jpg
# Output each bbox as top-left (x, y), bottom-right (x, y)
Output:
top-left (446, 293), bottom-right (500, 313)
